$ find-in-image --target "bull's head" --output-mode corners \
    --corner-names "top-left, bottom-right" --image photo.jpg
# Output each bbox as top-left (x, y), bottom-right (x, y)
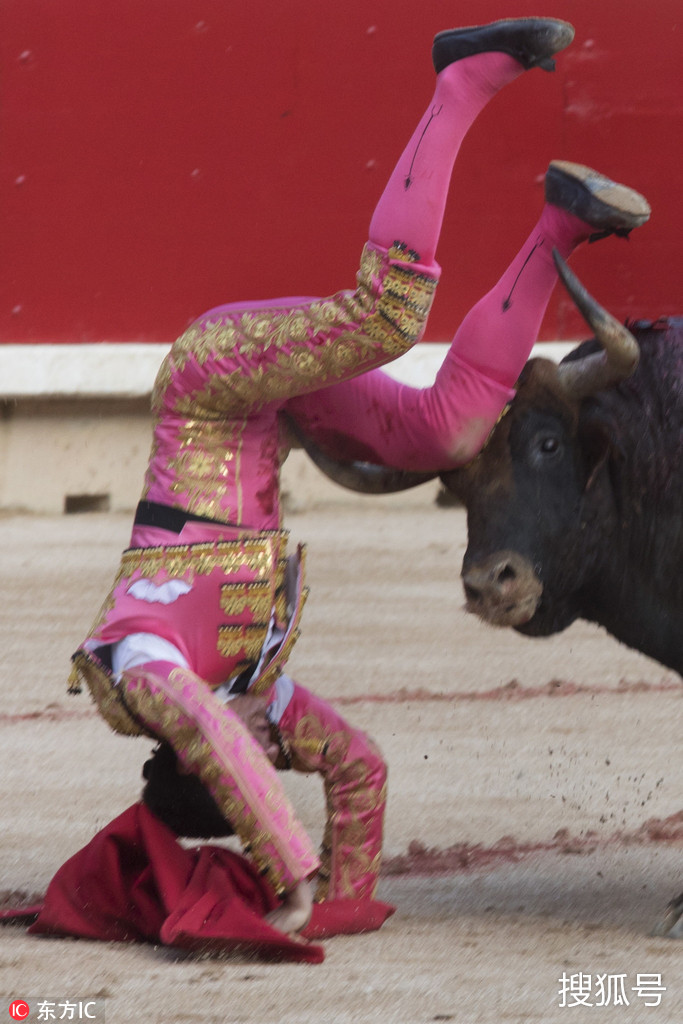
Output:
top-left (289, 252), bottom-right (640, 636)
top-left (448, 253), bottom-right (639, 634)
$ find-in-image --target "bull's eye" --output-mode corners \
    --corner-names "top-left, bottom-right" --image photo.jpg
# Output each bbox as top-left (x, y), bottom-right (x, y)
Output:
top-left (523, 426), bottom-right (564, 466)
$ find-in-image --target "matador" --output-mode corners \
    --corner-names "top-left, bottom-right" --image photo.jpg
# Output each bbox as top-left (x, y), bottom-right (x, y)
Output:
top-left (66, 16), bottom-right (650, 935)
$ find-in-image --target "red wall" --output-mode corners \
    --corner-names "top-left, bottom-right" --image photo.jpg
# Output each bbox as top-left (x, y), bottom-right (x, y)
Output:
top-left (1, 0), bottom-right (682, 345)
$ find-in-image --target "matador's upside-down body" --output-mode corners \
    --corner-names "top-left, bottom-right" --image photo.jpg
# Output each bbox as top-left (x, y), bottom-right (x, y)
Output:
top-left (67, 16), bottom-right (649, 910)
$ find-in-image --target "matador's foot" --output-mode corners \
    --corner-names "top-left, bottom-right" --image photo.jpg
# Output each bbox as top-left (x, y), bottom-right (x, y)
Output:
top-left (432, 17), bottom-right (574, 74)
top-left (546, 160), bottom-right (651, 239)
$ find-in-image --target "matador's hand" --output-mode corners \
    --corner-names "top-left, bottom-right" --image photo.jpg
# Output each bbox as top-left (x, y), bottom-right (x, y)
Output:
top-left (229, 693), bottom-right (280, 764)
top-left (265, 879), bottom-right (314, 935)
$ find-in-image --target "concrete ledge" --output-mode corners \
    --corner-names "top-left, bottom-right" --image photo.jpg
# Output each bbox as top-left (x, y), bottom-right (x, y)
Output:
top-left (0, 344), bottom-right (166, 399)
top-left (0, 341), bottom-right (576, 398)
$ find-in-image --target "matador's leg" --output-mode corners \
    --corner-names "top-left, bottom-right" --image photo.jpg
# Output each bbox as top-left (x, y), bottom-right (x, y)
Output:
top-left (427, 164), bottom-right (652, 461)
top-left (369, 18), bottom-right (574, 265)
top-left (286, 166), bottom-right (650, 469)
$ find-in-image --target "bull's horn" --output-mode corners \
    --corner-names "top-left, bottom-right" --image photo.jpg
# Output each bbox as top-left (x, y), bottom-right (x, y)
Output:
top-left (553, 248), bottom-right (640, 399)
top-left (284, 414), bottom-right (437, 494)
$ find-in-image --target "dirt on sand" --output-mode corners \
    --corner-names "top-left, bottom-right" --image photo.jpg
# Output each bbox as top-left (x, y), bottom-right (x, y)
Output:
top-left (1, 488), bottom-right (681, 1023)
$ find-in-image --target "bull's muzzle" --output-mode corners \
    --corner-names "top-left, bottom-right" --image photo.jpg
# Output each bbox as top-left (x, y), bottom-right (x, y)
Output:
top-left (462, 550), bottom-right (543, 628)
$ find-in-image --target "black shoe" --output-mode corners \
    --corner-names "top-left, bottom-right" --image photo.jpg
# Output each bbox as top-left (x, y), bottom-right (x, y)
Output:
top-left (433, 17), bottom-right (574, 74)
top-left (545, 160), bottom-right (651, 239)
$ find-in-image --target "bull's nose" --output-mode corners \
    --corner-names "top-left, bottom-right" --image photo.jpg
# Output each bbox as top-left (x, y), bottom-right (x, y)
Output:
top-left (462, 550), bottom-right (542, 627)
top-left (463, 554), bottom-right (521, 601)
top-left (463, 557), bottom-right (517, 597)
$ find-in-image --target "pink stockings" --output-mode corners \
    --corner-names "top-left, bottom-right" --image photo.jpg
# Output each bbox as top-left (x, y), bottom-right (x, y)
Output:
top-left (369, 53), bottom-right (524, 265)
top-left (288, 56), bottom-right (601, 468)
top-left (286, 199), bottom-right (597, 469)
top-left (370, 49), bottom-right (603, 412)
top-left (445, 204), bottom-right (595, 391)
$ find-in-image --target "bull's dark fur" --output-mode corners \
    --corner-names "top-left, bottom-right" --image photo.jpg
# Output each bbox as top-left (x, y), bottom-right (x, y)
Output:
top-left (446, 319), bottom-right (683, 674)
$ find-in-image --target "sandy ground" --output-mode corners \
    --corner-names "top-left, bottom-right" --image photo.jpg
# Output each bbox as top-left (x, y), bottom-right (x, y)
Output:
top-left (1, 487), bottom-right (681, 1023)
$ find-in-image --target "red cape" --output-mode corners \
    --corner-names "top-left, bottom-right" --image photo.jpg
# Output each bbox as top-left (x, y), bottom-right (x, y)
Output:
top-left (25, 804), bottom-right (394, 963)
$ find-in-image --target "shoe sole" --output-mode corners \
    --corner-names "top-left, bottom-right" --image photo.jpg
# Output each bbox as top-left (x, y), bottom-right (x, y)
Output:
top-left (433, 18), bottom-right (575, 73)
top-left (547, 160), bottom-right (651, 229)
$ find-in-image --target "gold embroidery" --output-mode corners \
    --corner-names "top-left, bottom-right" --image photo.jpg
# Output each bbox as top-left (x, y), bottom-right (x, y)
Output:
top-left (67, 663), bottom-right (82, 695)
top-left (253, 628), bottom-right (302, 697)
top-left (274, 588), bottom-right (288, 625)
top-left (387, 241), bottom-right (421, 264)
top-left (217, 624), bottom-right (271, 662)
top-left (289, 710), bottom-right (386, 900)
top-left (249, 546), bottom-right (308, 695)
top-left (219, 581), bottom-right (273, 620)
top-left (275, 556), bottom-right (288, 589)
top-left (235, 413), bottom-right (246, 525)
top-left (122, 665), bottom-right (316, 893)
top-left (271, 555), bottom-right (293, 627)
top-left (162, 245), bottom-right (437, 401)
top-left (70, 650), bottom-right (147, 738)
top-left (162, 418), bottom-right (244, 521)
top-left (113, 534), bottom-right (283, 586)
top-left (73, 531), bottom-right (299, 701)
top-left (144, 246), bottom-right (437, 521)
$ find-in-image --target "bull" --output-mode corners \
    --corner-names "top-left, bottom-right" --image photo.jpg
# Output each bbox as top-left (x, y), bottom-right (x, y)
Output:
top-left (289, 254), bottom-right (683, 937)
top-left (448, 257), bottom-right (683, 677)
top-left (291, 252), bottom-right (683, 676)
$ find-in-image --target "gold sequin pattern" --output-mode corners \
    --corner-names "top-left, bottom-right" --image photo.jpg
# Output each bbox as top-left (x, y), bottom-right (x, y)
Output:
top-left (249, 545), bottom-right (309, 696)
top-left (122, 665), bottom-right (316, 893)
top-left (72, 530), bottom-right (290, 666)
top-left (70, 650), bottom-right (147, 738)
top-left (251, 626), bottom-right (303, 697)
top-left (145, 246), bottom-right (437, 521)
top-left (113, 532), bottom-right (286, 588)
top-left (274, 588), bottom-right (288, 626)
top-left (219, 581), bottom-right (273, 620)
top-left (289, 710), bottom-right (386, 900)
top-left (157, 245), bottom-right (437, 411)
top-left (217, 623), bottom-right (271, 662)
